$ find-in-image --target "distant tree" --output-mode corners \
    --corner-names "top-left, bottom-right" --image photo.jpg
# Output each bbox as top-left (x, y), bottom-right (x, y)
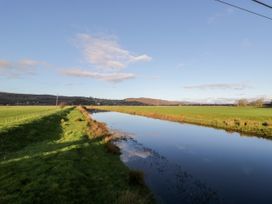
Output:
top-left (251, 98), bottom-right (264, 107)
top-left (237, 99), bottom-right (249, 107)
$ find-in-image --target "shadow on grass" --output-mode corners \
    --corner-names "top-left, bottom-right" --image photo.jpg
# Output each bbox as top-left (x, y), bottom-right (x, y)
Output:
top-left (0, 135), bottom-right (152, 203)
top-left (0, 108), bottom-right (153, 204)
top-left (0, 108), bottom-right (72, 158)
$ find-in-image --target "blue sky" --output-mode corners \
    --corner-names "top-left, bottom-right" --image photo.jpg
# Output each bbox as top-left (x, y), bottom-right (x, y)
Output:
top-left (0, 0), bottom-right (271, 103)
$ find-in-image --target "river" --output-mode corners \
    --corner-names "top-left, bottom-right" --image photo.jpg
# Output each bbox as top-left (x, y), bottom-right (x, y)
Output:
top-left (92, 111), bottom-right (272, 204)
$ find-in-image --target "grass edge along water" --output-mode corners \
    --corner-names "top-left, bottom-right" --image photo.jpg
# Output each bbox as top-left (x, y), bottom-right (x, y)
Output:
top-left (0, 106), bottom-right (154, 204)
top-left (90, 106), bottom-right (272, 138)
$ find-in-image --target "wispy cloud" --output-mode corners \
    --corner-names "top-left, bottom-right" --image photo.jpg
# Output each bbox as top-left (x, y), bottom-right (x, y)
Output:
top-left (61, 68), bottom-right (135, 83)
top-left (19, 59), bottom-right (41, 67)
top-left (182, 95), bottom-right (272, 104)
top-left (185, 97), bottom-right (240, 104)
top-left (76, 33), bottom-right (152, 70)
top-left (183, 83), bottom-right (251, 90)
top-left (62, 33), bottom-right (152, 83)
top-left (0, 59), bottom-right (43, 77)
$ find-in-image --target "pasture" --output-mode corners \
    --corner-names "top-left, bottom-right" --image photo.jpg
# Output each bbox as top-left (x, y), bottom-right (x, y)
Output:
top-left (91, 106), bottom-right (272, 137)
top-left (0, 106), bottom-right (60, 131)
top-left (0, 106), bottom-right (152, 203)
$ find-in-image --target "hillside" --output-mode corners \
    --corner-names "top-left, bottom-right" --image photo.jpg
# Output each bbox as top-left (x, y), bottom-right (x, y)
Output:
top-left (0, 92), bottom-right (144, 106)
top-left (125, 97), bottom-right (183, 106)
top-left (2, 92), bottom-right (270, 107)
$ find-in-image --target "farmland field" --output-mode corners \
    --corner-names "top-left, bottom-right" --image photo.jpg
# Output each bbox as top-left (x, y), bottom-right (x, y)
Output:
top-left (0, 106), bottom-right (61, 131)
top-left (0, 106), bottom-right (152, 203)
top-left (91, 106), bottom-right (272, 137)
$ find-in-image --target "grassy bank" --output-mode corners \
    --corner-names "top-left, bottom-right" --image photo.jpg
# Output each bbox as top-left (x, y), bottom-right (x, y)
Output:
top-left (0, 106), bottom-right (153, 203)
top-left (90, 106), bottom-right (272, 138)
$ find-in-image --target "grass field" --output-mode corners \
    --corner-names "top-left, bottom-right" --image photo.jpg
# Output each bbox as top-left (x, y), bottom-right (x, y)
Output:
top-left (0, 106), bottom-right (62, 132)
top-left (91, 106), bottom-right (272, 138)
top-left (0, 106), bottom-right (153, 203)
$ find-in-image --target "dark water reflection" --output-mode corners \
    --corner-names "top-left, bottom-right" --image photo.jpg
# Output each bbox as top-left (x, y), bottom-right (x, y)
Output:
top-left (92, 112), bottom-right (272, 204)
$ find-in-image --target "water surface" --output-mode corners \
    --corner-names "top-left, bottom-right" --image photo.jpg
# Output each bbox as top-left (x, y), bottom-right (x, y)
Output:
top-left (92, 111), bottom-right (272, 204)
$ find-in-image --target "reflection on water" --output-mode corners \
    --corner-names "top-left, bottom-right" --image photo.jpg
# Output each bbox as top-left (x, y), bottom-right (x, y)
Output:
top-left (116, 137), bottom-right (219, 204)
top-left (92, 111), bottom-right (272, 204)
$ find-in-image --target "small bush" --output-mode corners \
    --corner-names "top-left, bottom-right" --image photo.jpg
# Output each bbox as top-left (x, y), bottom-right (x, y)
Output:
top-left (262, 121), bottom-right (272, 127)
top-left (234, 119), bottom-right (240, 126)
top-left (224, 120), bottom-right (238, 126)
top-left (128, 170), bottom-right (145, 186)
top-left (105, 142), bottom-right (120, 154)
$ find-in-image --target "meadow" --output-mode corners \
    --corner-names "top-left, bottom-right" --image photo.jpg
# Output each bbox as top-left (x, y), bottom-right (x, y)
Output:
top-left (0, 106), bottom-right (153, 203)
top-left (0, 106), bottom-right (61, 132)
top-left (91, 106), bottom-right (272, 138)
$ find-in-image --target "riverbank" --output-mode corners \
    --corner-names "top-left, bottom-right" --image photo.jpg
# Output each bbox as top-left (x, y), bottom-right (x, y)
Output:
top-left (0, 106), bottom-right (153, 203)
top-left (90, 106), bottom-right (272, 138)
top-left (91, 109), bottom-right (272, 204)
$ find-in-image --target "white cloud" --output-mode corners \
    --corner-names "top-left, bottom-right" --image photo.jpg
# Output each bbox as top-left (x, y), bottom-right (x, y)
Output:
top-left (62, 33), bottom-right (152, 83)
top-left (19, 59), bottom-right (41, 66)
top-left (182, 95), bottom-right (272, 104)
top-left (76, 33), bottom-right (152, 70)
top-left (61, 68), bottom-right (135, 83)
top-left (183, 83), bottom-right (251, 90)
top-left (184, 97), bottom-right (239, 104)
top-left (0, 59), bottom-right (43, 77)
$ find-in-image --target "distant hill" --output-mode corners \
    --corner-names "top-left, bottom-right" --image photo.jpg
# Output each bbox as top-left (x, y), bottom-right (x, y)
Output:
top-left (2, 92), bottom-right (269, 106)
top-left (125, 97), bottom-right (184, 106)
top-left (0, 92), bottom-right (145, 106)
top-left (126, 97), bottom-right (272, 106)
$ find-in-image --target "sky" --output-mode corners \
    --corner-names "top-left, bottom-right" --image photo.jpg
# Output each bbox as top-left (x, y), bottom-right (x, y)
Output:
top-left (0, 0), bottom-right (272, 103)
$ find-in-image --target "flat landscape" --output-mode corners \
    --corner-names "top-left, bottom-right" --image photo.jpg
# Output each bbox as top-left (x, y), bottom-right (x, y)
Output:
top-left (1, 0), bottom-right (272, 203)
top-left (0, 106), bottom-right (60, 131)
top-left (2, 104), bottom-right (272, 203)
top-left (0, 106), bottom-right (153, 203)
top-left (92, 106), bottom-right (272, 138)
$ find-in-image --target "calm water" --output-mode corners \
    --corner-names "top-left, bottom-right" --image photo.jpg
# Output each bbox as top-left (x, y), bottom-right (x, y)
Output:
top-left (92, 111), bottom-right (272, 204)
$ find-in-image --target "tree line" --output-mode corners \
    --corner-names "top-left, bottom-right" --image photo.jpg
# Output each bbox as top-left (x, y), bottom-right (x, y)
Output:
top-left (236, 98), bottom-right (271, 107)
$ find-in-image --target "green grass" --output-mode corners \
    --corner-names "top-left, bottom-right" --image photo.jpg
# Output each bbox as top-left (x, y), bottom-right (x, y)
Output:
top-left (91, 106), bottom-right (272, 137)
top-left (0, 107), bottom-right (153, 203)
top-left (0, 106), bottom-right (62, 132)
